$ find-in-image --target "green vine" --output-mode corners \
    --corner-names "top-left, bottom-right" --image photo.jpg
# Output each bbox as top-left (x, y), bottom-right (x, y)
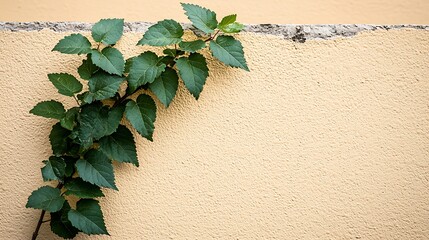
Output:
top-left (26, 3), bottom-right (248, 239)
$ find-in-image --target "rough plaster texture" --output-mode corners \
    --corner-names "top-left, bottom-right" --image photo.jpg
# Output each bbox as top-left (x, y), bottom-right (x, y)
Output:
top-left (1, 0), bottom-right (429, 24)
top-left (2, 22), bottom-right (429, 42)
top-left (0, 24), bottom-right (428, 239)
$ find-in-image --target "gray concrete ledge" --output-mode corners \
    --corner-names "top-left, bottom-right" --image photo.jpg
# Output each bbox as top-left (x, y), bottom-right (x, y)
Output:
top-left (1, 22), bottom-right (428, 42)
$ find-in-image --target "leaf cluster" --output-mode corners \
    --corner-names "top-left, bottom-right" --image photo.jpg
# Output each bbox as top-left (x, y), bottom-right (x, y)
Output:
top-left (27, 3), bottom-right (248, 238)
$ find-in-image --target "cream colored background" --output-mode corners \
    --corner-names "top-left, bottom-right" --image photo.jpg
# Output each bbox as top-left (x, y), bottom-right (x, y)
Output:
top-left (0, 0), bottom-right (429, 24)
top-left (0, 28), bottom-right (428, 239)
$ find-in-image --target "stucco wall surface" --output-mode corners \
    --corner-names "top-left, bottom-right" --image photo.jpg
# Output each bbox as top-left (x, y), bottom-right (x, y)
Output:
top-left (1, 0), bottom-right (429, 24)
top-left (0, 26), bottom-right (428, 239)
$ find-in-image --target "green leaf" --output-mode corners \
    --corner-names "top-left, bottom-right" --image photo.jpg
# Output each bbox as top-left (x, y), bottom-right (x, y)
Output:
top-left (149, 67), bottom-right (179, 107)
top-left (99, 125), bottom-right (138, 166)
top-left (52, 33), bottom-right (91, 55)
top-left (88, 71), bottom-right (124, 101)
top-left (77, 91), bottom-right (88, 101)
top-left (175, 53), bottom-right (209, 99)
top-left (26, 186), bottom-right (65, 212)
top-left (163, 48), bottom-right (184, 57)
top-left (50, 201), bottom-right (79, 239)
top-left (181, 3), bottom-right (218, 34)
top-left (77, 91), bottom-right (95, 105)
top-left (124, 57), bottom-right (135, 74)
top-left (124, 94), bottom-right (156, 141)
top-left (218, 14), bottom-right (237, 27)
top-left (68, 199), bottom-right (108, 235)
top-left (158, 56), bottom-right (175, 67)
top-left (91, 18), bottom-right (124, 45)
top-left (137, 19), bottom-right (183, 46)
top-left (60, 107), bottom-right (80, 131)
top-left (30, 100), bottom-right (65, 120)
top-left (49, 123), bottom-right (71, 156)
top-left (91, 48), bottom-right (125, 76)
top-left (219, 22), bottom-right (244, 33)
top-left (66, 144), bottom-right (80, 158)
top-left (78, 54), bottom-right (99, 80)
top-left (217, 14), bottom-right (244, 33)
top-left (128, 51), bottom-right (166, 92)
top-left (41, 156), bottom-right (66, 181)
top-left (75, 149), bottom-right (117, 190)
top-left (63, 156), bottom-right (77, 177)
top-left (78, 102), bottom-right (124, 149)
top-left (210, 36), bottom-right (249, 71)
top-left (48, 73), bottom-right (83, 97)
top-left (65, 178), bottom-right (105, 198)
top-left (178, 40), bottom-right (206, 52)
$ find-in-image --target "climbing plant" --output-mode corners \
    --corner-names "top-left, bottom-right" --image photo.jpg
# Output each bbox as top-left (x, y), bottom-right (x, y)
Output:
top-left (26, 3), bottom-right (248, 239)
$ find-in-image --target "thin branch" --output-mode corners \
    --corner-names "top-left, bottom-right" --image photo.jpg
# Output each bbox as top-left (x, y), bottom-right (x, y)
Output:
top-left (73, 95), bottom-right (80, 106)
top-left (31, 210), bottom-right (46, 240)
top-left (212, 30), bottom-right (220, 39)
top-left (204, 30), bottom-right (220, 42)
top-left (112, 92), bottom-right (129, 108)
top-left (112, 83), bottom-right (148, 108)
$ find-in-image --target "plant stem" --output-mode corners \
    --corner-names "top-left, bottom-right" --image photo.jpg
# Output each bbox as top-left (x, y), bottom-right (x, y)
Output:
top-left (112, 93), bottom-right (129, 108)
top-left (31, 210), bottom-right (46, 240)
top-left (212, 30), bottom-right (220, 39)
top-left (112, 85), bottom-right (147, 108)
top-left (205, 30), bottom-right (220, 42)
top-left (31, 182), bottom-right (63, 240)
top-left (73, 95), bottom-right (80, 106)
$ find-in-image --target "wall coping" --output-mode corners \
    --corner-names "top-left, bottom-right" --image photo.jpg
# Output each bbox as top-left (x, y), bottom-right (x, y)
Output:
top-left (1, 22), bottom-right (428, 42)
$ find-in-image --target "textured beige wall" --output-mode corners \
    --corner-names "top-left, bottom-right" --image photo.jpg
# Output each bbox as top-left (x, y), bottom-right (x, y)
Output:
top-left (0, 0), bottom-right (429, 24)
top-left (0, 28), bottom-right (429, 239)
